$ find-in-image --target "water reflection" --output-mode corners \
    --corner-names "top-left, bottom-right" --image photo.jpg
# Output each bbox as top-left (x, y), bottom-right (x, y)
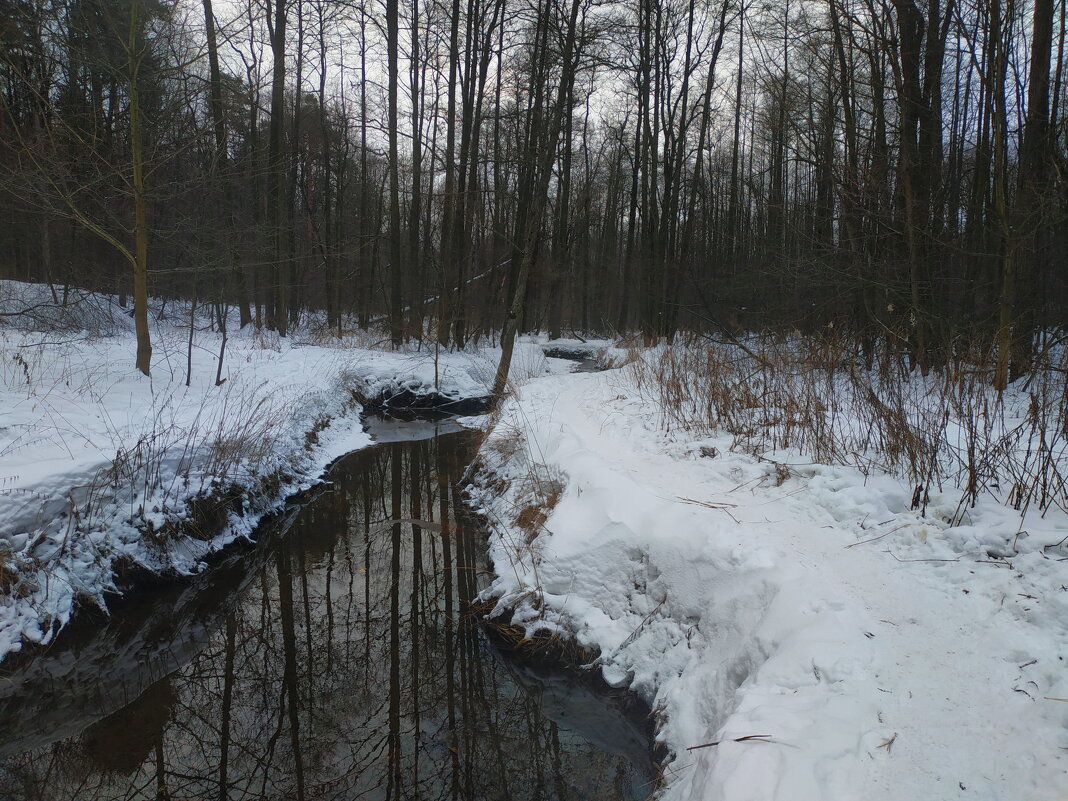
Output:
top-left (0, 424), bottom-right (654, 801)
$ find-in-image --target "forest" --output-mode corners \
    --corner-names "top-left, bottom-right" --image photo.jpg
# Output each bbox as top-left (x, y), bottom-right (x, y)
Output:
top-left (1, 1), bottom-right (1067, 800)
top-left (2, 0), bottom-right (1065, 383)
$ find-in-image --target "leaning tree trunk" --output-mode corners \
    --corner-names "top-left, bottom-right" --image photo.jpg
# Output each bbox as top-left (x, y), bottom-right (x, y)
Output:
top-left (494, 0), bottom-right (583, 399)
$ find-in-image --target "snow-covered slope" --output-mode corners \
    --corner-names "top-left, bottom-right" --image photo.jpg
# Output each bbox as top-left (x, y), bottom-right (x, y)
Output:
top-left (0, 281), bottom-right (548, 660)
top-left (472, 367), bottom-right (1068, 801)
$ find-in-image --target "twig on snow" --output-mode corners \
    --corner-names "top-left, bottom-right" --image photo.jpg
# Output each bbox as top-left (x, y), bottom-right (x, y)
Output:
top-left (678, 495), bottom-right (741, 524)
top-left (884, 549), bottom-right (961, 563)
top-left (686, 734), bottom-right (773, 751)
top-left (846, 524), bottom-right (906, 548)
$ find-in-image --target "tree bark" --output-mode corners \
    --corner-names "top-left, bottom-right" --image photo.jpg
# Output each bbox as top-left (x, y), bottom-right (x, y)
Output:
top-left (129, 0), bottom-right (152, 376)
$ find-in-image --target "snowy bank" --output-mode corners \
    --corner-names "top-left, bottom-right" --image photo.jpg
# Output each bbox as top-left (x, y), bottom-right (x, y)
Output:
top-left (0, 281), bottom-right (549, 661)
top-left (471, 364), bottom-right (1068, 801)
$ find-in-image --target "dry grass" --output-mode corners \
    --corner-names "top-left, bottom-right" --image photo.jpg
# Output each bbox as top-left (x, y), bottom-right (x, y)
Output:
top-left (0, 555), bottom-right (20, 595)
top-left (55, 383), bottom-right (292, 551)
top-left (631, 333), bottom-right (1068, 517)
top-left (472, 404), bottom-right (570, 617)
top-left (515, 476), bottom-right (563, 541)
top-left (479, 607), bottom-right (598, 665)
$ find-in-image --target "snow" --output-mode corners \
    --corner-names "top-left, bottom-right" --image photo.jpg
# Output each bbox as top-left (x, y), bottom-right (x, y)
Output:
top-left (471, 363), bottom-right (1068, 801)
top-left (3, 278), bottom-right (1067, 798)
top-left (0, 281), bottom-right (549, 661)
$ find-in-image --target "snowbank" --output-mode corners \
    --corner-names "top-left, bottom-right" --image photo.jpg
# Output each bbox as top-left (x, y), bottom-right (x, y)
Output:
top-left (471, 366), bottom-right (1068, 801)
top-left (0, 281), bottom-right (549, 660)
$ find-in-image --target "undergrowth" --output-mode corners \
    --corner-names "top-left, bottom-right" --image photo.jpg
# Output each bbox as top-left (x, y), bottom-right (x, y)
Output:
top-left (630, 333), bottom-right (1068, 520)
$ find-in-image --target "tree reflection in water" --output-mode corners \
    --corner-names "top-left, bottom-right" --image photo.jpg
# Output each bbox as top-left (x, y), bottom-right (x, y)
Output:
top-left (0, 425), bottom-right (654, 801)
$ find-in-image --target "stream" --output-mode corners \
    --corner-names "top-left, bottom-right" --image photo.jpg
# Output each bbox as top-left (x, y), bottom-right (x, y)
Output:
top-left (0, 418), bottom-right (655, 801)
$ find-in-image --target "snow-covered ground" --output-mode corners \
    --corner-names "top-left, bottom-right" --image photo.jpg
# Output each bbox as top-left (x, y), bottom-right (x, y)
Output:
top-left (472, 361), bottom-right (1068, 801)
top-left (4, 278), bottom-right (1067, 799)
top-left (0, 281), bottom-right (548, 660)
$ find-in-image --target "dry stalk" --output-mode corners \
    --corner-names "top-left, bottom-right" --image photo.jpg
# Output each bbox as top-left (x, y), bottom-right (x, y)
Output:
top-left (631, 334), bottom-right (1068, 518)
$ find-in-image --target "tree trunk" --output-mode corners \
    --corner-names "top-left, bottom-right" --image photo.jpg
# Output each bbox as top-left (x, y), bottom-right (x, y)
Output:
top-left (495, 0), bottom-right (583, 398)
top-left (387, 0), bottom-right (404, 346)
top-left (267, 0), bottom-right (289, 336)
top-left (129, 0), bottom-right (151, 376)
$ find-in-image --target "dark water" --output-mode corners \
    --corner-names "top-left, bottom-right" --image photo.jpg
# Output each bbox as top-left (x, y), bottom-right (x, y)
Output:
top-left (0, 421), bottom-right (655, 801)
top-left (570, 357), bottom-right (604, 373)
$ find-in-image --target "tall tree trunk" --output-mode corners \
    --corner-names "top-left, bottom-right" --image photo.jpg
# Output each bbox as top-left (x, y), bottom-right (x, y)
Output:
top-left (991, 0), bottom-right (1014, 389)
top-left (727, 5), bottom-right (745, 264)
top-left (495, 0), bottom-right (584, 397)
top-left (680, 0), bottom-right (731, 324)
top-left (437, 0), bottom-right (463, 346)
top-left (408, 0), bottom-right (424, 338)
top-left (203, 0), bottom-right (250, 329)
top-left (386, 0), bottom-right (404, 345)
top-left (267, 0), bottom-right (289, 335)
top-left (1005, 0), bottom-right (1055, 380)
top-left (287, 0), bottom-right (305, 329)
top-left (129, 0), bottom-right (151, 376)
top-left (892, 0), bottom-right (931, 370)
top-left (318, 4), bottom-right (338, 330)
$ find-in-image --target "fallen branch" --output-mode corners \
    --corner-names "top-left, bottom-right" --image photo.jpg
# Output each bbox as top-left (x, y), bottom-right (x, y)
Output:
top-left (678, 495), bottom-right (737, 510)
top-left (677, 495), bottom-right (741, 524)
top-left (613, 597), bottom-right (667, 653)
top-left (845, 524), bottom-right (907, 549)
top-left (686, 734), bottom-right (772, 751)
top-left (884, 549), bottom-right (961, 563)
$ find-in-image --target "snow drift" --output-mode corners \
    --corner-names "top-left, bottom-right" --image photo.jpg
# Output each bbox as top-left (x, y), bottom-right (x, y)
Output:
top-left (471, 362), bottom-right (1068, 801)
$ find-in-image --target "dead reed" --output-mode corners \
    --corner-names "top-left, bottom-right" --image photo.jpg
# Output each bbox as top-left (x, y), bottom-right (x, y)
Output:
top-left (631, 334), bottom-right (1068, 517)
